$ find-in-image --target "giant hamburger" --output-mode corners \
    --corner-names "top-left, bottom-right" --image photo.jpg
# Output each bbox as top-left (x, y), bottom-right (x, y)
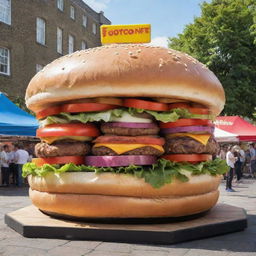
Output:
top-left (23, 44), bottom-right (227, 218)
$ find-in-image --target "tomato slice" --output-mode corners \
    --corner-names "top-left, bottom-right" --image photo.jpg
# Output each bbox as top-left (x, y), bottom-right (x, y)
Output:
top-left (187, 107), bottom-right (209, 115)
top-left (37, 123), bottom-right (99, 138)
top-left (168, 103), bottom-right (210, 115)
top-left (159, 119), bottom-right (213, 129)
top-left (93, 136), bottom-right (165, 146)
top-left (32, 156), bottom-right (85, 166)
top-left (168, 103), bottom-right (191, 109)
top-left (161, 154), bottom-right (212, 163)
top-left (123, 99), bottom-right (168, 111)
top-left (36, 106), bottom-right (62, 120)
top-left (62, 102), bottom-right (117, 113)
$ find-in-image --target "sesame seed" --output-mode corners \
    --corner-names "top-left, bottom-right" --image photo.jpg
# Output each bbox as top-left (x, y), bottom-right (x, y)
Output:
top-left (173, 56), bottom-right (180, 61)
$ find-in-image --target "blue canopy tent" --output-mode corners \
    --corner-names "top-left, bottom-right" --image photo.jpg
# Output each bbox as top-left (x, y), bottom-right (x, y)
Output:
top-left (0, 93), bottom-right (38, 136)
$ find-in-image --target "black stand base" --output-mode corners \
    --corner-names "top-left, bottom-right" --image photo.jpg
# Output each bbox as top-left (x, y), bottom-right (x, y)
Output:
top-left (5, 204), bottom-right (247, 245)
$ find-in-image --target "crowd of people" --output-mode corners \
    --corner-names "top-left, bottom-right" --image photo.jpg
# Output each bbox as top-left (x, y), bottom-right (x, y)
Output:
top-left (218, 143), bottom-right (256, 192)
top-left (0, 143), bottom-right (32, 187)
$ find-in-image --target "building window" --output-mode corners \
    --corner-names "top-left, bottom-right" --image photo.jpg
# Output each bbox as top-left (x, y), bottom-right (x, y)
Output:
top-left (36, 64), bottom-right (43, 73)
top-left (57, 27), bottom-right (63, 54)
top-left (36, 17), bottom-right (46, 45)
top-left (92, 23), bottom-right (97, 35)
top-left (0, 47), bottom-right (10, 75)
top-left (68, 34), bottom-right (74, 54)
top-left (81, 41), bottom-right (87, 50)
top-left (70, 5), bottom-right (75, 20)
top-left (82, 15), bottom-right (87, 27)
top-left (57, 0), bottom-right (63, 11)
top-left (0, 0), bottom-right (11, 25)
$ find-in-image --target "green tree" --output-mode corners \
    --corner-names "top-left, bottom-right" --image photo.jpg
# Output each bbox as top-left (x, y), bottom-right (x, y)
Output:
top-left (169, 0), bottom-right (256, 119)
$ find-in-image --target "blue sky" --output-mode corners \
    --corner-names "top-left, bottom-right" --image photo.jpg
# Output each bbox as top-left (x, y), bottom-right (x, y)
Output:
top-left (83, 0), bottom-right (209, 47)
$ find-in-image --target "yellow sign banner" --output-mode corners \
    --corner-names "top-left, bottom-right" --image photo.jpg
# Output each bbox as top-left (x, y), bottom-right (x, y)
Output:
top-left (100, 24), bottom-right (151, 44)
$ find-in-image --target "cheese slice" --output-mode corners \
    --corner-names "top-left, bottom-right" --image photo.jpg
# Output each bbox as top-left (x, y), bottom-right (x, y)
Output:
top-left (94, 143), bottom-right (164, 155)
top-left (42, 136), bottom-right (92, 144)
top-left (167, 133), bottom-right (211, 145)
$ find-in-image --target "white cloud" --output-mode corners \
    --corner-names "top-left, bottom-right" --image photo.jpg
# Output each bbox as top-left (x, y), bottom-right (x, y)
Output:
top-left (149, 37), bottom-right (169, 48)
top-left (83, 0), bottom-right (111, 12)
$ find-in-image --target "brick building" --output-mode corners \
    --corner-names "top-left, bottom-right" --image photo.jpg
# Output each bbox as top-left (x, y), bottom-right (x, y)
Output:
top-left (0, 0), bottom-right (110, 99)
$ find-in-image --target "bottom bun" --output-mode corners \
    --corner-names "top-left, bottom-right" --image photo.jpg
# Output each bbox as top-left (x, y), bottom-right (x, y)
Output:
top-left (29, 188), bottom-right (219, 218)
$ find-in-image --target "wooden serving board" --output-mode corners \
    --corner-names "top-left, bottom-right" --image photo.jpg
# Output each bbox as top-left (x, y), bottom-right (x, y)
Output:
top-left (5, 204), bottom-right (247, 244)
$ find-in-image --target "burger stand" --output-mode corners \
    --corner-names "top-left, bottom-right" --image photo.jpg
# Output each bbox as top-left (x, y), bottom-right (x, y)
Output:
top-left (0, 93), bottom-right (38, 186)
top-left (215, 116), bottom-right (256, 142)
top-left (5, 25), bottom-right (247, 245)
top-left (215, 116), bottom-right (256, 176)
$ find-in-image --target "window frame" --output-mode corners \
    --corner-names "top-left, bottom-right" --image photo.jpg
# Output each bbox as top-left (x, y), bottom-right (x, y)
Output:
top-left (70, 5), bottom-right (75, 20)
top-left (36, 64), bottom-right (43, 73)
top-left (36, 17), bottom-right (46, 45)
top-left (57, 27), bottom-right (63, 54)
top-left (68, 34), bottom-right (75, 54)
top-left (92, 22), bottom-right (97, 35)
top-left (0, 47), bottom-right (10, 76)
top-left (81, 40), bottom-right (87, 50)
top-left (82, 14), bottom-right (87, 28)
top-left (57, 0), bottom-right (64, 11)
top-left (0, 0), bottom-right (11, 25)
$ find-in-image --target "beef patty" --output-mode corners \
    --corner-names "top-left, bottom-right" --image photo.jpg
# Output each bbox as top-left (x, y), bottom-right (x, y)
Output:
top-left (164, 136), bottom-right (219, 155)
top-left (35, 142), bottom-right (91, 158)
top-left (101, 124), bottom-right (159, 136)
top-left (92, 146), bottom-right (163, 156)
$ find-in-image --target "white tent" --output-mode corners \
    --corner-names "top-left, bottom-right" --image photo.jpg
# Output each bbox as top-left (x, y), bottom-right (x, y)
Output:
top-left (214, 127), bottom-right (238, 142)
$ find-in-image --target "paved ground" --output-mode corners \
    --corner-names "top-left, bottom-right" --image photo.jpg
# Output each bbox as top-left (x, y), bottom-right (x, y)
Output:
top-left (0, 179), bottom-right (256, 256)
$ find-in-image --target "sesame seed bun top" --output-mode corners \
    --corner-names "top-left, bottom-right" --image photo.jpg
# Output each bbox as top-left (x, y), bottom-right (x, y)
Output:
top-left (25, 44), bottom-right (225, 115)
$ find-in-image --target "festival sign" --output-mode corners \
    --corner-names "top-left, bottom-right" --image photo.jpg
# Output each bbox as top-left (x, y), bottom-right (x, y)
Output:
top-left (100, 24), bottom-right (151, 44)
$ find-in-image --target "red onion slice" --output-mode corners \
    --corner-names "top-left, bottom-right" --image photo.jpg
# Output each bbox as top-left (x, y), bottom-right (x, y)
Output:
top-left (161, 126), bottom-right (214, 135)
top-left (102, 122), bottom-right (158, 129)
top-left (85, 155), bottom-right (157, 167)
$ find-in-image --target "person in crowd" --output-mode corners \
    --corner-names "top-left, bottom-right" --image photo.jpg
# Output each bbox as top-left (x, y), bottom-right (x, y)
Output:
top-left (14, 143), bottom-right (29, 187)
top-left (233, 148), bottom-right (242, 182)
top-left (7, 144), bottom-right (18, 185)
top-left (225, 145), bottom-right (237, 192)
top-left (249, 143), bottom-right (256, 178)
top-left (218, 145), bottom-right (227, 179)
top-left (1, 145), bottom-right (10, 187)
top-left (218, 145), bottom-right (227, 159)
top-left (24, 144), bottom-right (34, 162)
top-left (239, 144), bottom-right (246, 175)
top-left (244, 149), bottom-right (251, 175)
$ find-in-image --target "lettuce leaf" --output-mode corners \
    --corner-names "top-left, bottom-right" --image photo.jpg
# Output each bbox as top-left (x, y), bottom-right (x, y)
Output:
top-left (39, 109), bottom-right (125, 127)
top-left (23, 158), bottom-right (228, 188)
top-left (39, 108), bottom-right (214, 126)
top-left (129, 108), bottom-right (214, 123)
